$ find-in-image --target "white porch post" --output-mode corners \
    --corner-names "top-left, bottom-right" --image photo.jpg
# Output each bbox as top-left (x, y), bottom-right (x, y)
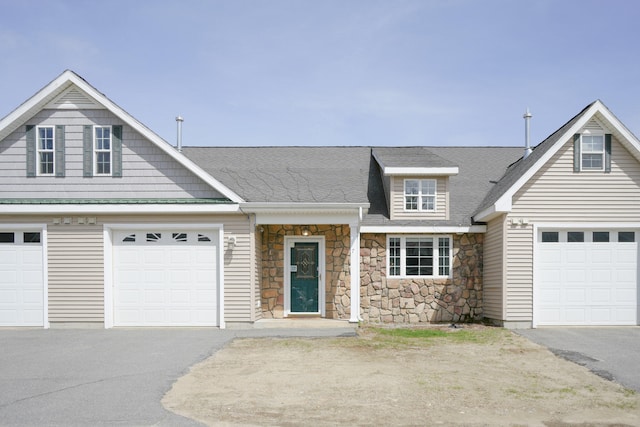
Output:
top-left (349, 221), bottom-right (361, 323)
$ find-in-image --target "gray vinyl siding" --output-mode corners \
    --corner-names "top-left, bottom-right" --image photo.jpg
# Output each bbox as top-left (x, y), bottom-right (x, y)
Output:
top-left (0, 109), bottom-right (223, 199)
top-left (48, 225), bottom-right (104, 322)
top-left (482, 215), bottom-right (506, 321)
top-left (389, 175), bottom-right (448, 220)
top-left (505, 134), bottom-right (640, 322)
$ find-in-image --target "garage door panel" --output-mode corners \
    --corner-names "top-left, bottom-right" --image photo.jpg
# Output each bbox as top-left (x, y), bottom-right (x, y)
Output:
top-left (566, 249), bottom-right (586, 264)
top-left (0, 235), bottom-right (44, 327)
top-left (536, 229), bottom-right (638, 326)
top-left (590, 288), bottom-right (612, 305)
top-left (564, 308), bottom-right (586, 323)
top-left (113, 229), bottom-right (218, 327)
top-left (591, 249), bottom-right (612, 263)
top-left (565, 289), bottom-right (586, 304)
top-left (591, 308), bottom-right (612, 323)
top-left (616, 308), bottom-right (636, 323)
top-left (565, 270), bottom-right (586, 283)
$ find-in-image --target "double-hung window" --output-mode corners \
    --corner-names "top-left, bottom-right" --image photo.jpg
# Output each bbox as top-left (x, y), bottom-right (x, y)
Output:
top-left (387, 235), bottom-right (451, 277)
top-left (37, 126), bottom-right (55, 175)
top-left (94, 126), bottom-right (112, 175)
top-left (581, 134), bottom-right (605, 171)
top-left (404, 179), bottom-right (436, 211)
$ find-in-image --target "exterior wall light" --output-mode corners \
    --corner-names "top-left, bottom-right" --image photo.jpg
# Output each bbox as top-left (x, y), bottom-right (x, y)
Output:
top-left (301, 227), bottom-right (310, 236)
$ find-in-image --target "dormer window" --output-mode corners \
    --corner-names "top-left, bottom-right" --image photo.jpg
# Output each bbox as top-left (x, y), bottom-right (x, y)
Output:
top-left (404, 179), bottom-right (436, 211)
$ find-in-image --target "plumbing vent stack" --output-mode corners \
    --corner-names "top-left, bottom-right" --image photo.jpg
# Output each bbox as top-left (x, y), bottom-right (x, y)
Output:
top-left (523, 108), bottom-right (532, 159)
top-left (176, 115), bottom-right (184, 152)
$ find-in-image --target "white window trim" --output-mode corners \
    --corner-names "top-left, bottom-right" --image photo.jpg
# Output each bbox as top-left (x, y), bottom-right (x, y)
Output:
top-left (386, 235), bottom-right (452, 278)
top-left (94, 125), bottom-right (112, 176)
top-left (403, 179), bottom-right (437, 212)
top-left (36, 125), bottom-right (55, 176)
top-left (580, 131), bottom-right (605, 172)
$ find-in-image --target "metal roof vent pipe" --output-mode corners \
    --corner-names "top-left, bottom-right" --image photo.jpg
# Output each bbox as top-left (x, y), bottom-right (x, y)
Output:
top-left (175, 115), bottom-right (184, 152)
top-left (523, 108), bottom-right (532, 159)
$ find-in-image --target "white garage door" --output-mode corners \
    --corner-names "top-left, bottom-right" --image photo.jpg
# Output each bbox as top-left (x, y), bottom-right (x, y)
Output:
top-left (536, 229), bottom-right (638, 326)
top-left (0, 230), bottom-right (44, 326)
top-left (113, 229), bottom-right (218, 326)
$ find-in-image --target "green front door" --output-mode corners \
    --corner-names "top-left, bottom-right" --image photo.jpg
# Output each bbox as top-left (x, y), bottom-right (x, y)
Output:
top-left (290, 242), bottom-right (319, 313)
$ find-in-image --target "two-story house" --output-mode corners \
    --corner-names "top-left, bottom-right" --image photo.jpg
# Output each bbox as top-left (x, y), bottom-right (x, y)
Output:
top-left (1, 70), bottom-right (638, 329)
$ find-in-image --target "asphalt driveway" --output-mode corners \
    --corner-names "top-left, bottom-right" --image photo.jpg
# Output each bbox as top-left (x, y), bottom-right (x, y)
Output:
top-left (517, 327), bottom-right (640, 392)
top-left (0, 327), bottom-right (355, 426)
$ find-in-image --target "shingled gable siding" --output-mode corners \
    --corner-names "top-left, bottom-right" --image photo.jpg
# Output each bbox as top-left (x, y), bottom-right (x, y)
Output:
top-left (360, 233), bottom-right (483, 323)
top-left (389, 176), bottom-right (448, 221)
top-left (482, 215), bottom-right (506, 321)
top-left (505, 135), bottom-right (640, 323)
top-left (0, 109), bottom-right (222, 199)
top-left (260, 225), bottom-right (352, 320)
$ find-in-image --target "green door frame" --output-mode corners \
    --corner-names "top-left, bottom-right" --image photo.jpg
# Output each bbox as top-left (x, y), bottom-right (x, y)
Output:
top-left (284, 236), bottom-right (325, 317)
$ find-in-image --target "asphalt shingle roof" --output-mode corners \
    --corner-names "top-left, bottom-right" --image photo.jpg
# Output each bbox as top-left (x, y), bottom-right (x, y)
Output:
top-left (472, 101), bottom-right (596, 218)
top-left (182, 147), bottom-right (372, 203)
top-left (183, 145), bottom-right (523, 226)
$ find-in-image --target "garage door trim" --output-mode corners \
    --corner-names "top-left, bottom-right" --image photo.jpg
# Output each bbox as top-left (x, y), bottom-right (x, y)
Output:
top-left (103, 223), bottom-right (224, 329)
top-left (533, 222), bottom-right (640, 328)
top-left (0, 223), bottom-right (48, 328)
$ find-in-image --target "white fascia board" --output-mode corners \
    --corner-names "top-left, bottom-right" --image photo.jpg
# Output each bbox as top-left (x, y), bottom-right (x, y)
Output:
top-left (477, 102), bottom-right (603, 223)
top-left (244, 203), bottom-right (367, 225)
top-left (255, 212), bottom-right (360, 225)
top-left (360, 225), bottom-right (487, 233)
top-left (383, 166), bottom-right (459, 176)
top-left (0, 70), bottom-right (244, 203)
top-left (596, 102), bottom-right (640, 160)
top-left (242, 202), bottom-right (370, 211)
top-left (0, 73), bottom-right (72, 140)
top-left (0, 204), bottom-right (240, 214)
top-left (534, 221), bottom-right (640, 229)
top-left (473, 198), bottom-right (511, 223)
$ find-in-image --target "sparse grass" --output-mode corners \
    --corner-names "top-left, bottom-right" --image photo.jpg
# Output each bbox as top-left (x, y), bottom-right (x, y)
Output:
top-left (355, 325), bottom-right (510, 349)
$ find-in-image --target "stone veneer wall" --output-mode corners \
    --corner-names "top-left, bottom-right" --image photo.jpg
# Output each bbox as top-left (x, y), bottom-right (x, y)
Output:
top-left (260, 225), bottom-right (351, 319)
top-left (360, 233), bottom-right (483, 324)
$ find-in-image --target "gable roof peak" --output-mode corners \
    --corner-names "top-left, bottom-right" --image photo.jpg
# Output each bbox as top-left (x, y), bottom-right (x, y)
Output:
top-left (0, 70), bottom-right (243, 203)
top-left (473, 99), bottom-right (640, 222)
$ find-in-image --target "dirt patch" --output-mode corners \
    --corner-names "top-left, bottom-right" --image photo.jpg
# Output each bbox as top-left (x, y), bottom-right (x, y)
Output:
top-left (163, 326), bottom-right (639, 426)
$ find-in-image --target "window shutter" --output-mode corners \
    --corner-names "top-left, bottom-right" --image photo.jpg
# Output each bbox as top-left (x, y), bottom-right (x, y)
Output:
top-left (55, 125), bottom-right (65, 177)
top-left (83, 125), bottom-right (93, 177)
top-left (573, 134), bottom-right (581, 172)
top-left (26, 125), bottom-right (36, 177)
top-left (112, 125), bottom-right (123, 177)
top-left (604, 133), bottom-right (612, 173)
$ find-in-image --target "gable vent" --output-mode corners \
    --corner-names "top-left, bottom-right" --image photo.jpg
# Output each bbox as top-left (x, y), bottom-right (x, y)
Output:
top-left (45, 87), bottom-right (102, 109)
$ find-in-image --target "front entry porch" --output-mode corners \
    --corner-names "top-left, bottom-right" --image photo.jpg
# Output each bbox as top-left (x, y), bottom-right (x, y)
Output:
top-left (260, 224), bottom-right (355, 321)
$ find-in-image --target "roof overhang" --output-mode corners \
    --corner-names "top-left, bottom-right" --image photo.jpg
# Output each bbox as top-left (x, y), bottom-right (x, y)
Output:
top-left (360, 225), bottom-right (486, 233)
top-left (0, 203), bottom-right (240, 214)
top-left (241, 202), bottom-right (369, 225)
top-left (0, 70), bottom-right (244, 203)
top-left (382, 166), bottom-right (459, 176)
top-left (473, 100), bottom-right (640, 223)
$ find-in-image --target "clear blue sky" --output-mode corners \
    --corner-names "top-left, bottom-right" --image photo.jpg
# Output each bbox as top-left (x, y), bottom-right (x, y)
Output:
top-left (1, 0), bottom-right (639, 148)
